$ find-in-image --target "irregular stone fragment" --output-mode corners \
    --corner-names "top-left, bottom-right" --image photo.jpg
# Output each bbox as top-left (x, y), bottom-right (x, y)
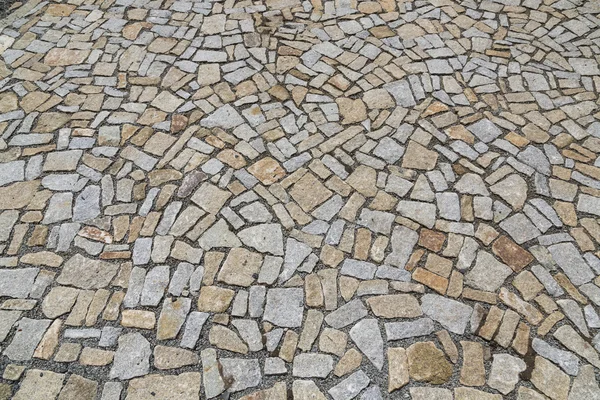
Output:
top-left (292, 353), bottom-right (334, 378)
top-left (42, 286), bottom-right (79, 318)
top-left (3, 318), bottom-right (51, 361)
top-left (0, 268), bottom-right (38, 298)
top-left (57, 254), bottom-right (118, 289)
top-left (385, 318), bottom-right (435, 341)
top-left (220, 358), bottom-right (261, 392)
top-left (554, 325), bottom-right (600, 368)
top-left (350, 318), bottom-right (384, 370)
top-left (465, 250), bottom-right (512, 292)
top-left (200, 104), bottom-right (244, 129)
top-left (157, 298), bottom-right (191, 340)
top-left (201, 348), bottom-right (225, 398)
top-left (217, 248), bottom-right (262, 287)
top-left (263, 288), bottom-right (304, 328)
top-left (402, 141), bottom-right (438, 170)
top-left (328, 370), bottom-right (370, 400)
top-left (109, 333), bottom-right (151, 380)
top-left (248, 157), bottom-right (286, 185)
top-left (421, 294), bottom-right (472, 334)
top-left (410, 387), bottom-right (453, 400)
top-left (385, 225), bottom-right (418, 268)
top-left (191, 182), bottom-right (231, 215)
top-left (388, 348), bottom-right (409, 392)
top-left (459, 341), bottom-right (485, 386)
top-left (406, 342), bottom-right (452, 384)
top-left (454, 387), bottom-right (502, 400)
top-left (292, 380), bottom-right (327, 400)
top-left (530, 356), bottom-right (571, 400)
top-left (367, 294), bottom-right (422, 319)
top-left (290, 173), bottom-right (333, 212)
top-left (126, 373), bottom-right (201, 400)
top-left (532, 338), bottom-right (580, 376)
top-left (237, 223), bottom-right (284, 255)
top-left (45, 48), bottom-right (90, 66)
top-left (13, 369), bottom-right (65, 400)
top-left (490, 174), bottom-right (528, 210)
top-left (325, 299), bottom-right (368, 329)
top-left (548, 243), bottom-right (594, 286)
top-left (58, 374), bottom-right (98, 400)
top-left (569, 364), bottom-right (600, 400)
top-left (467, 118), bottom-right (502, 143)
top-left (0, 180), bottom-right (40, 210)
top-left (0, 311), bottom-right (21, 342)
top-left (198, 219), bottom-right (242, 250)
top-left (487, 353), bottom-right (526, 395)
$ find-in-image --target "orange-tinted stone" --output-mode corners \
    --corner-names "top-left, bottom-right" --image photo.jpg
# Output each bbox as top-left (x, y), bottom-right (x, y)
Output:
top-left (248, 157), bottom-right (286, 185)
top-left (412, 267), bottom-right (448, 295)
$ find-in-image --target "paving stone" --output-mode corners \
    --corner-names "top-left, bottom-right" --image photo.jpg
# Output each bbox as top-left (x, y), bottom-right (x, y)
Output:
top-left (548, 243), bottom-right (595, 286)
top-left (237, 223), bottom-right (284, 255)
top-left (406, 342), bottom-right (452, 384)
top-left (126, 373), bottom-right (201, 400)
top-left (263, 288), bottom-right (304, 328)
top-left (325, 299), bottom-right (368, 329)
top-left (385, 318), bottom-right (435, 341)
top-left (109, 333), bottom-right (151, 380)
top-left (58, 374), bottom-right (98, 400)
top-left (328, 370), bottom-right (370, 400)
top-left (487, 353), bottom-right (526, 395)
top-left (465, 250), bottom-right (512, 292)
top-left (57, 254), bottom-right (118, 289)
top-left (3, 318), bottom-right (51, 361)
top-left (532, 338), bottom-right (580, 376)
top-left (367, 294), bottom-right (421, 318)
top-left (530, 356), bottom-right (571, 400)
top-left (350, 318), bottom-right (384, 370)
top-left (3, 0), bottom-right (600, 395)
top-left (13, 369), bottom-right (65, 400)
top-left (421, 294), bottom-right (472, 335)
top-left (0, 268), bottom-right (38, 298)
top-left (292, 353), bottom-right (334, 378)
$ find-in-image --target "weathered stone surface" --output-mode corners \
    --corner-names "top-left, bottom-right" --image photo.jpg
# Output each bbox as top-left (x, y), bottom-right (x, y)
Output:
top-left (367, 294), bottom-right (422, 318)
top-left (13, 370), bottom-right (65, 400)
top-left (0, 181), bottom-right (39, 210)
top-left (487, 354), bottom-right (526, 395)
top-left (110, 333), bottom-right (151, 380)
top-left (388, 348), bottom-right (409, 392)
top-left (0, 268), bottom-right (38, 298)
top-left (293, 353), bottom-right (334, 378)
top-left (237, 224), bottom-right (284, 255)
top-left (263, 288), bottom-right (304, 327)
top-left (218, 248), bottom-right (263, 287)
top-left (406, 342), bottom-right (452, 384)
top-left (57, 254), bottom-right (118, 289)
top-left (126, 373), bottom-right (201, 400)
top-left (4, 0), bottom-right (600, 395)
top-left (3, 318), bottom-right (51, 361)
top-left (421, 294), bottom-right (472, 335)
top-left (530, 356), bottom-right (570, 400)
top-left (350, 318), bottom-right (384, 370)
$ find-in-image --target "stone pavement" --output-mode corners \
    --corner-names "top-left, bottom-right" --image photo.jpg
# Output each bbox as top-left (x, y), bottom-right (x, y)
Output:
top-left (0, 0), bottom-right (600, 398)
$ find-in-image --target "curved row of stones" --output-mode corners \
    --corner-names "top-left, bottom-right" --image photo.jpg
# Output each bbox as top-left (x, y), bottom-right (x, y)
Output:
top-left (1, 0), bottom-right (600, 398)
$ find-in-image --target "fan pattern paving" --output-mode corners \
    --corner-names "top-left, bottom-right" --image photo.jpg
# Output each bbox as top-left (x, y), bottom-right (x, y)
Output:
top-left (0, 0), bottom-right (600, 398)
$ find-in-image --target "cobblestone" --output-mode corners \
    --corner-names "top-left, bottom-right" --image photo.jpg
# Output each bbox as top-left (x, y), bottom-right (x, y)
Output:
top-left (1, 0), bottom-right (600, 397)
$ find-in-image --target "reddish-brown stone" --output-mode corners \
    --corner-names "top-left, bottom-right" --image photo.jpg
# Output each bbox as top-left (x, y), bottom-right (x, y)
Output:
top-left (418, 229), bottom-right (446, 252)
top-left (492, 235), bottom-right (534, 272)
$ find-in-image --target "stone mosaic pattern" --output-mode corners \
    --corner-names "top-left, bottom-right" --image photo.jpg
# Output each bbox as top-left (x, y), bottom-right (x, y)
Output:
top-left (1, 0), bottom-right (600, 398)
